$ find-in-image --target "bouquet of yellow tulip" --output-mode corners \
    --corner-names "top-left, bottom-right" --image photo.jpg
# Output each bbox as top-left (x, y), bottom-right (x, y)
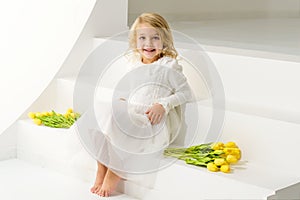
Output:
top-left (164, 141), bottom-right (241, 173)
top-left (28, 108), bottom-right (80, 128)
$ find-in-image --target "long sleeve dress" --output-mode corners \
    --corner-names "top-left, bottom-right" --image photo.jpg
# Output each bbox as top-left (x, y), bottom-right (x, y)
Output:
top-left (93, 54), bottom-right (193, 176)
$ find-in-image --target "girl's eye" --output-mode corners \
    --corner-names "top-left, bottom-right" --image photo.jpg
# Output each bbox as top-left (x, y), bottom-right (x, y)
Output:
top-left (153, 36), bottom-right (160, 40)
top-left (139, 36), bottom-right (146, 40)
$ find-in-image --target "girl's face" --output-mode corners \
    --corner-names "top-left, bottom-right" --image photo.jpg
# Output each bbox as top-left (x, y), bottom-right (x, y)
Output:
top-left (136, 23), bottom-right (163, 64)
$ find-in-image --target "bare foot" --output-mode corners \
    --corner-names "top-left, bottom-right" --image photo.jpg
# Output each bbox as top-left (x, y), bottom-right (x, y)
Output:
top-left (97, 169), bottom-right (121, 197)
top-left (90, 162), bottom-right (107, 194)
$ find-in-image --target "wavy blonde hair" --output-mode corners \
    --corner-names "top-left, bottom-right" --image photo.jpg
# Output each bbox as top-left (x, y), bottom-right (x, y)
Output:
top-left (128, 13), bottom-right (178, 59)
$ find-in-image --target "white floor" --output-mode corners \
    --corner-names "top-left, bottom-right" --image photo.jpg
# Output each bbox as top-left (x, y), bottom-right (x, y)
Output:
top-left (0, 159), bottom-right (137, 200)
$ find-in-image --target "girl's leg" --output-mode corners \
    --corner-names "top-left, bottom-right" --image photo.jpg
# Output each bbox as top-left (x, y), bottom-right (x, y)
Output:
top-left (97, 169), bottom-right (121, 197)
top-left (90, 161), bottom-right (108, 194)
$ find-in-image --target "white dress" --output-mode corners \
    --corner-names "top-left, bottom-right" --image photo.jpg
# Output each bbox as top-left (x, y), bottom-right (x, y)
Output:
top-left (93, 54), bottom-right (192, 176)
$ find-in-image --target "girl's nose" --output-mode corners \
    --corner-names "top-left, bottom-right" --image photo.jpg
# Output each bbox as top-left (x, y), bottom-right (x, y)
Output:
top-left (145, 38), bottom-right (152, 46)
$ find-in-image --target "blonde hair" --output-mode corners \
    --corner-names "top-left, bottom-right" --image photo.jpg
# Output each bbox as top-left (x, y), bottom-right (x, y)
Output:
top-left (129, 13), bottom-right (178, 59)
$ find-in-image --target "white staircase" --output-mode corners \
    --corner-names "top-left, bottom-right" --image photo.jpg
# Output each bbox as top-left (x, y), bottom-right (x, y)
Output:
top-left (1, 2), bottom-right (300, 199)
top-left (2, 35), bottom-right (299, 199)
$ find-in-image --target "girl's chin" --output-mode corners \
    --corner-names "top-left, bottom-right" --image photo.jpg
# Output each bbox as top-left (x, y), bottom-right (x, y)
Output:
top-left (141, 55), bottom-right (160, 63)
top-left (141, 52), bottom-right (157, 58)
top-left (143, 54), bottom-right (156, 59)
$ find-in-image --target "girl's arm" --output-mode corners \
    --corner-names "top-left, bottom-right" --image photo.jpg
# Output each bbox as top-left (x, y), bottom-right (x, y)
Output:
top-left (146, 59), bottom-right (193, 124)
top-left (157, 60), bottom-right (193, 114)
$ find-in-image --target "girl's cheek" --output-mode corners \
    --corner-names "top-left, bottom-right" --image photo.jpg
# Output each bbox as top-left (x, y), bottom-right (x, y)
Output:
top-left (154, 41), bottom-right (163, 49)
top-left (136, 43), bottom-right (142, 49)
top-left (156, 44), bottom-right (163, 50)
top-left (136, 40), bottom-right (144, 49)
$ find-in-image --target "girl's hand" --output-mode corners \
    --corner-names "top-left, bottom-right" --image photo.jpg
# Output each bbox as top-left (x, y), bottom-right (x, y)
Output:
top-left (145, 103), bottom-right (165, 125)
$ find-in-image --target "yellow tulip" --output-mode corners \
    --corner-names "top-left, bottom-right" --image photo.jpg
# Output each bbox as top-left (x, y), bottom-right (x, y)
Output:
top-left (226, 154), bottom-right (238, 164)
top-left (220, 164), bottom-right (231, 173)
top-left (225, 141), bottom-right (237, 148)
top-left (223, 147), bottom-right (240, 155)
top-left (67, 108), bottom-right (73, 113)
top-left (224, 148), bottom-right (241, 160)
top-left (207, 162), bottom-right (219, 172)
top-left (236, 152), bottom-right (241, 160)
top-left (212, 142), bottom-right (224, 150)
top-left (33, 118), bottom-right (42, 126)
top-left (28, 112), bottom-right (35, 119)
top-left (214, 158), bottom-right (226, 166)
top-left (42, 112), bottom-right (48, 116)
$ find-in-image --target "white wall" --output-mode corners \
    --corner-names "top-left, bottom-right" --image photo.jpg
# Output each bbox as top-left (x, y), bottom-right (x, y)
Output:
top-left (0, 0), bottom-right (96, 135)
top-left (57, 0), bottom-right (129, 79)
top-left (19, 0), bottom-right (129, 117)
top-left (128, 0), bottom-right (300, 23)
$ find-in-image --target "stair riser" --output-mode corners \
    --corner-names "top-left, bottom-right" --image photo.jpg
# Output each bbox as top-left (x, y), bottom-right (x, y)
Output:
top-left (16, 121), bottom-right (96, 182)
top-left (0, 124), bottom-right (17, 161)
top-left (220, 110), bottom-right (300, 174)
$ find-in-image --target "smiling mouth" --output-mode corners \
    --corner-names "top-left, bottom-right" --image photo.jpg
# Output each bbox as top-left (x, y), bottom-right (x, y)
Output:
top-left (143, 49), bottom-right (156, 52)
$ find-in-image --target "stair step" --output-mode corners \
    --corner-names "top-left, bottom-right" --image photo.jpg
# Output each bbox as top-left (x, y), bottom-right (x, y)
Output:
top-left (93, 36), bottom-right (300, 124)
top-left (274, 182), bottom-right (300, 200)
top-left (114, 161), bottom-right (274, 200)
top-left (16, 118), bottom-right (275, 199)
top-left (0, 159), bottom-right (137, 200)
top-left (17, 92), bottom-right (300, 199)
top-left (218, 109), bottom-right (300, 190)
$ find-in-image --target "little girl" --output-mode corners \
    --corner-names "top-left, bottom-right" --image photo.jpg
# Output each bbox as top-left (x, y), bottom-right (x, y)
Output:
top-left (90, 13), bottom-right (192, 197)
